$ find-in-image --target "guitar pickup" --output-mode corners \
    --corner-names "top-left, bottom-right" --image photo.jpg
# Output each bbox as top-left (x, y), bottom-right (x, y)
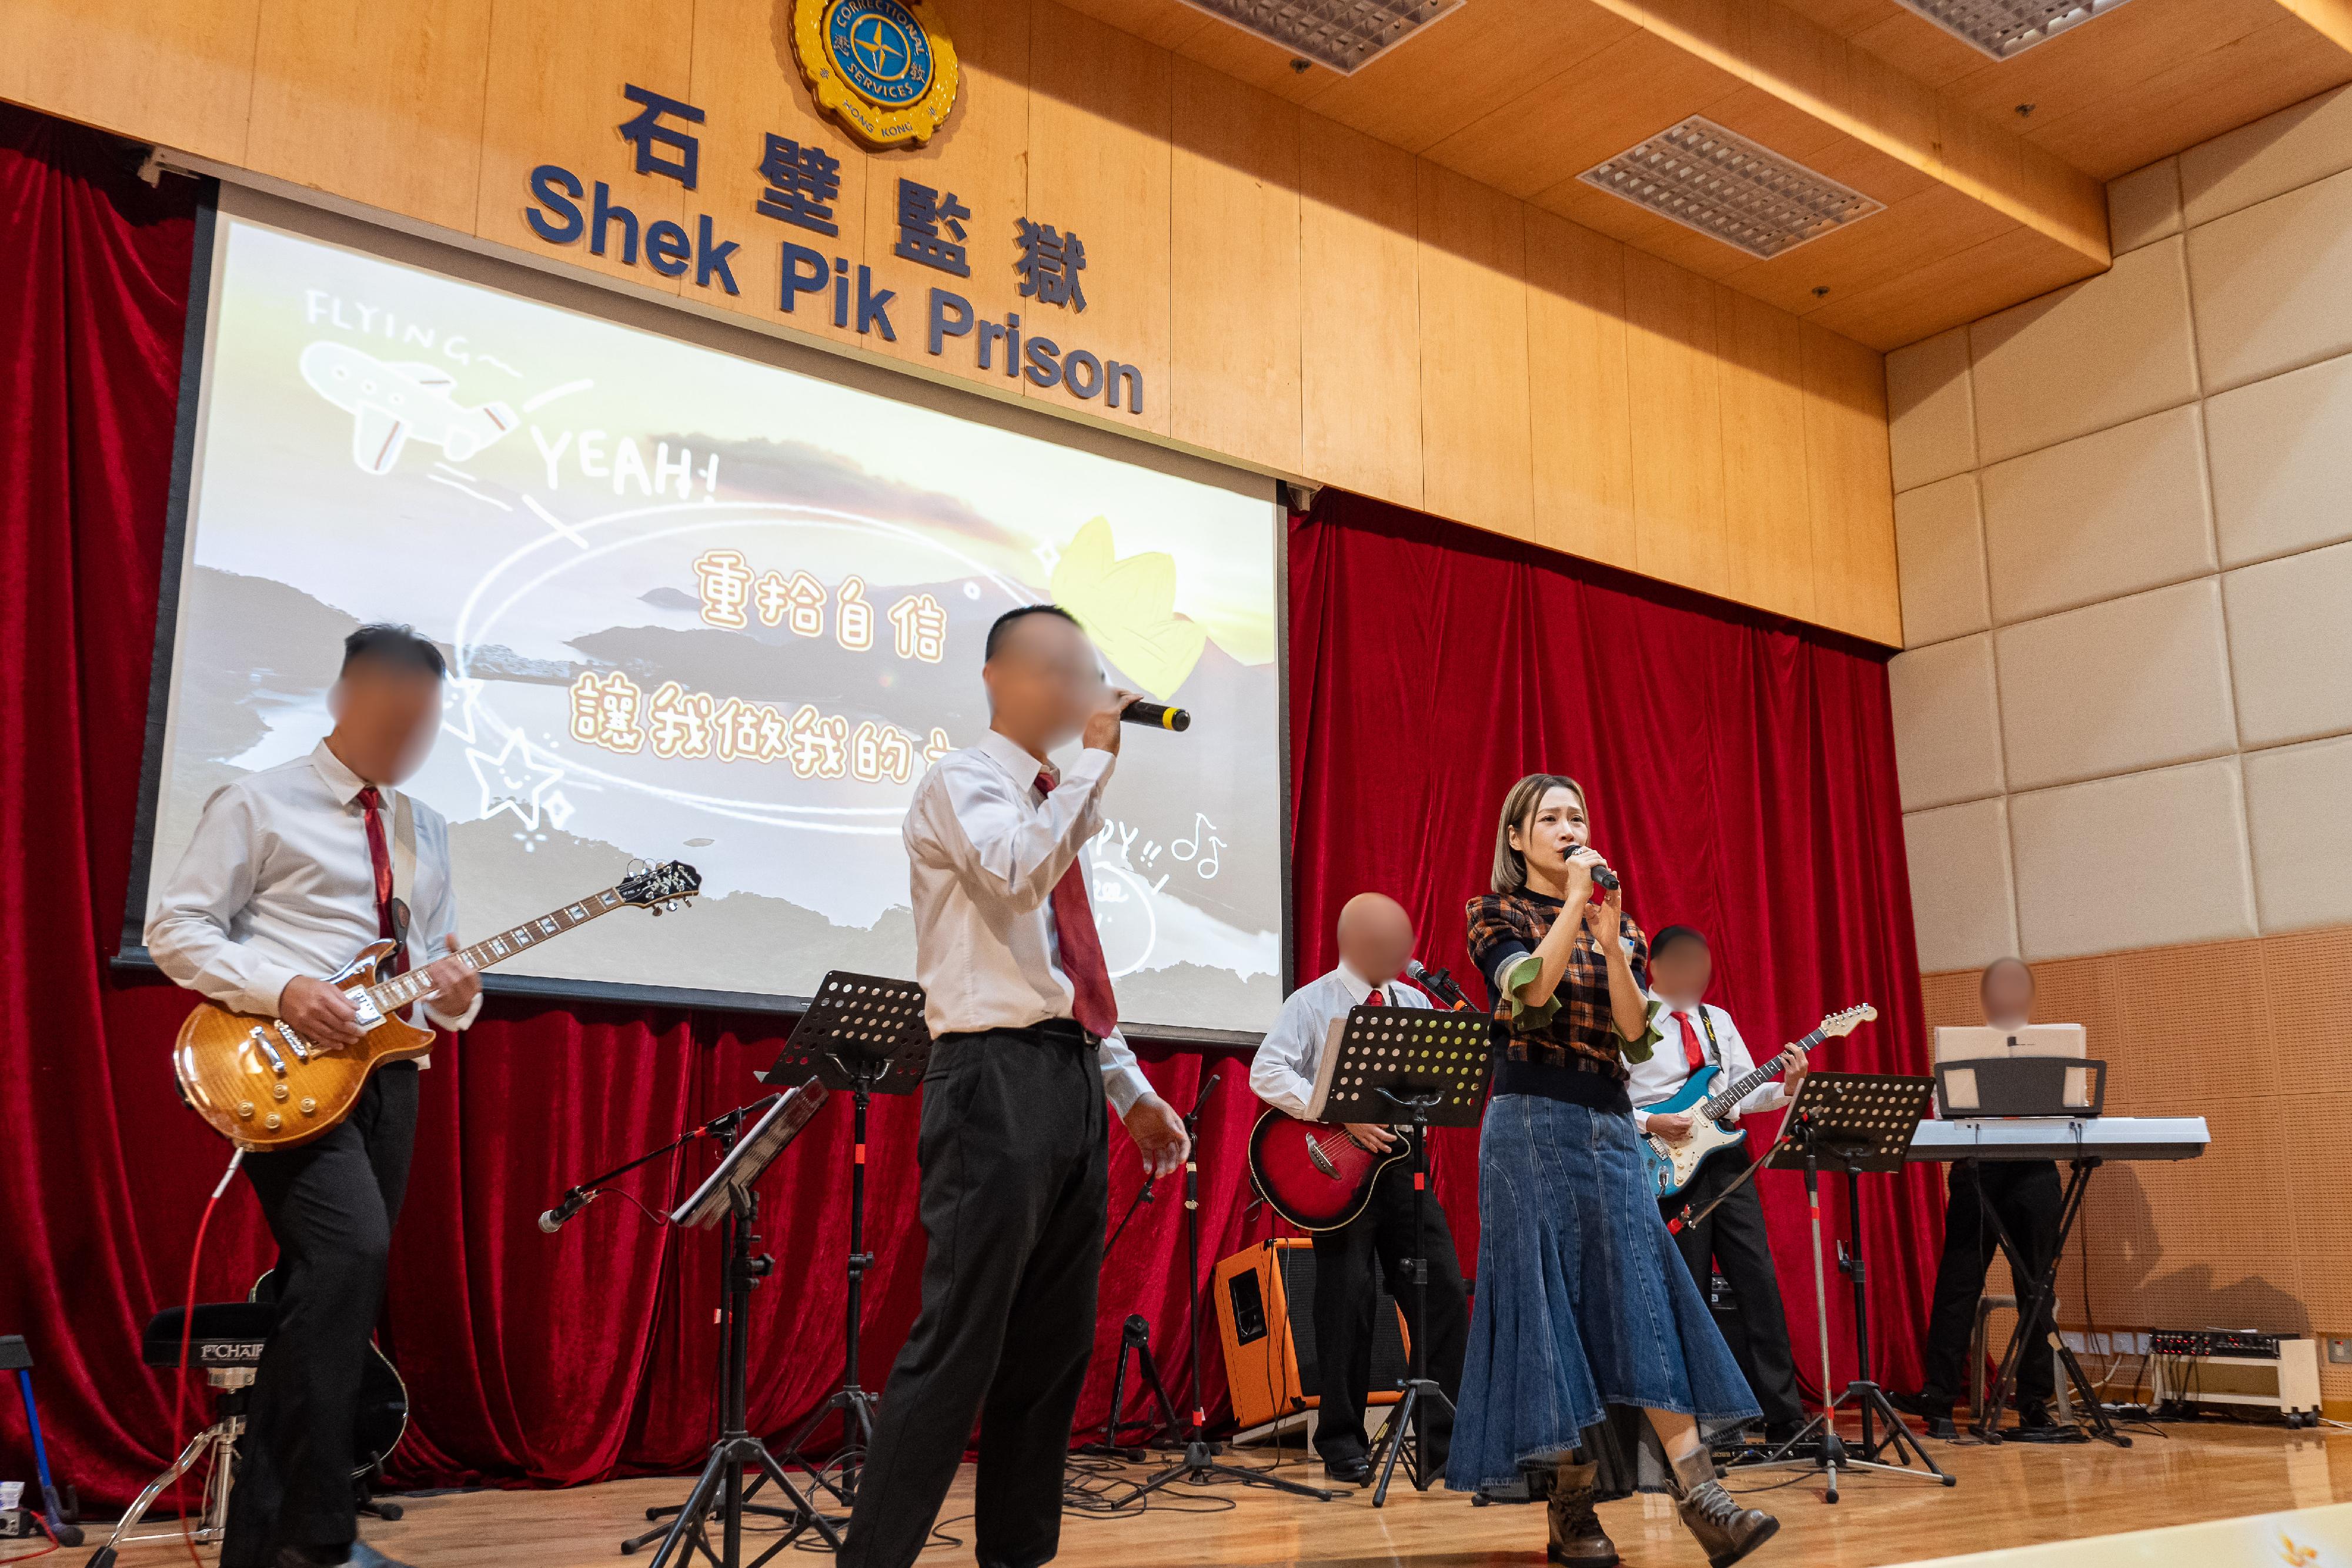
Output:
top-left (345, 988), bottom-right (385, 1029)
top-left (247, 1025), bottom-right (288, 1075)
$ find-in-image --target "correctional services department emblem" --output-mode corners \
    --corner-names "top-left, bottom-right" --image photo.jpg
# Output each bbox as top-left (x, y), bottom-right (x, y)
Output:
top-left (790, 0), bottom-right (960, 151)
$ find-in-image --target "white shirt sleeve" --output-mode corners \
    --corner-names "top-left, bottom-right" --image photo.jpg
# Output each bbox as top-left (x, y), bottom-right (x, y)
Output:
top-left (145, 785), bottom-right (304, 1019)
top-left (1097, 1026), bottom-right (1152, 1116)
top-left (1248, 988), bottom-right (1322, 1120)
top-left (908, 748), bottom-right (1115, 914)
top-left (407, 807), bottom-right (483, 1034)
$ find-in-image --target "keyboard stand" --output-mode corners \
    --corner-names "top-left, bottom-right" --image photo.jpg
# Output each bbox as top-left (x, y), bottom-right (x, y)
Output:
top-left (1971, 1155), bottom-right (2127, 1448)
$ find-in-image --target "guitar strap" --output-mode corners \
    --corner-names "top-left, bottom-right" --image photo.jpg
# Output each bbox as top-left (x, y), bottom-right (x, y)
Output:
top-left (1695, 1005), bottom-right (1724, 1067)
top-left (390, 788), bottom-right (417, 955)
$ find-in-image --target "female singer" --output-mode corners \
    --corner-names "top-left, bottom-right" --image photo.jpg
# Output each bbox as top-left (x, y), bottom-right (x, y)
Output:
top-left (1448, 773), bottom-right (1778, 1568)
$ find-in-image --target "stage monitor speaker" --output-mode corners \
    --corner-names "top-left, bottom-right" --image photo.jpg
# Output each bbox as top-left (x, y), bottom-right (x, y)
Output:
top-left (1213, 1238), bottom-right (1410, 1432)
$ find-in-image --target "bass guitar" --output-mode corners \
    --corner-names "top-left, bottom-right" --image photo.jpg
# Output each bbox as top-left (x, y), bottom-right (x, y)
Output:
top-left (173, 861), bottom-right (701, 1151)
top-left (1641, 1003), bottom-right (1876, 1201)
top-left (1247, 1108), bottom-right (1409, 1232)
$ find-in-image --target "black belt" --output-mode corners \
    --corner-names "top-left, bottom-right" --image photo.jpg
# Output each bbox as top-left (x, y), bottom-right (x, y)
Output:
top-left (936, 1017), bottom-right (1098, 1051)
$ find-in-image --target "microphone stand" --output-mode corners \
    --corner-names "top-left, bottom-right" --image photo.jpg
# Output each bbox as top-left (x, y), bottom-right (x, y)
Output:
top-left (540, 1101), bottom-right (769, 1232)
top-left (1121, 1075), bottom-right (1337, 1505)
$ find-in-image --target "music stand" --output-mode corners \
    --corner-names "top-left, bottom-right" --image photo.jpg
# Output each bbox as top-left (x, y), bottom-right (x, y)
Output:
top-left (1313, 1005), bottom-right (1490, 1507)
top-left (1743, 1072), bottom-right (1952, 1503)
top-left (760, 972), bottom-right (930, 1512)
top-left (639, 1079), bottom-right (837, 1568)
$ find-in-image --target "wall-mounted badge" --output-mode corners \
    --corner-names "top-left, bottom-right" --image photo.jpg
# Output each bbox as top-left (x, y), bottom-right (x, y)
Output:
top-left (791, 0), bottom-right (960, 151)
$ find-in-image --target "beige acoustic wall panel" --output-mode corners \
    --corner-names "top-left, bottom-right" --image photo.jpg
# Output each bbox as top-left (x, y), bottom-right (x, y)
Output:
top-left (2204, 350), bottom-right (2352, 569)
top-left (2179, 83), bottom-right (2352, 230)
top-left (2106, 159), bottom-right (2183, 256)
top-left (1894, 475), bottom-right (1990, 650)
top-left (1993, 579), bottom-right (2239, 793)
top-left (1885, 327), bottom-right (1976, 494)
top-left (1968, 238), bottom-right (2201, 466)
top-left (1889, 634), bottom-right (2005, 813)
top-left (2244, 735), bottom-right (2352, 934)
top-left (2188, 168), bottom-right (2352, 396)
top-left (2009, 758), bottom-right (2260, 961)
top-left (1978, 404), bottom-right (2218, 626)
top-left (1903, 798), bottom-right (2020, 975)
top-left (2221, 540), bottom-right (2352, 750)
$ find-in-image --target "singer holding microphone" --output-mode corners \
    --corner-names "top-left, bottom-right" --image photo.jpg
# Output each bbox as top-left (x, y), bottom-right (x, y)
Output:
top-left (839, 604), bottom-right (1191, 1568)
top-left (1449, 774), bottom-right (1777, 1568)
top-left (1246, 893), bottom-right (1470, 1484)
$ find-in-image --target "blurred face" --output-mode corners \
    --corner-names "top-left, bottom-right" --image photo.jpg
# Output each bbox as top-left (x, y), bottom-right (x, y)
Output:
top-left (1335, 894), bottom-right (1414, 988)
top-left (1982, 959), bottom-right (2034, 1029)
top-left (1651, 938), bottom-right (1711, 1005)
top-left (983, 613), bottom-right (1104, 754)
top-left (328, 661), bottom-right (443, 785)
top-left (1509, 784), bottom-right (1590, 889)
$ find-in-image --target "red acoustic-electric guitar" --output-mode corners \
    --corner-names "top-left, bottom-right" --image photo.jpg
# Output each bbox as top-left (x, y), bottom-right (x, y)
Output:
top-left (1246, 1109), bottom-right (1410, 1231)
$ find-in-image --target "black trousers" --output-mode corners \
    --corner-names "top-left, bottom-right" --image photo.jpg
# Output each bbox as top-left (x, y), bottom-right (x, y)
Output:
top-left (1919, 1159), bottom-right (2062, 1410)
top-left (841, 1024), bottom-right (1108, 1568)
top-left (223, 1064), bottom-right (418, 1567)
top-left (1306, 1153), bottom-right (1468, 1467)
top-left (1661, 1151), bottom-right (1805, 1427)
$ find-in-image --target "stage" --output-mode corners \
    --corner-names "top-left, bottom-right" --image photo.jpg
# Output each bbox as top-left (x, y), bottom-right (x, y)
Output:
top-left (79, 1422), bottom-right (2351, 1568)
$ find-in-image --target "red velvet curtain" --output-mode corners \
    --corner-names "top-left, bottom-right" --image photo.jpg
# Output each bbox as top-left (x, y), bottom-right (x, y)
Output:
top-left (0, 103), bottom-right (1937, 1509)
top-left (1289, 491), bottom-right (1944, 1401)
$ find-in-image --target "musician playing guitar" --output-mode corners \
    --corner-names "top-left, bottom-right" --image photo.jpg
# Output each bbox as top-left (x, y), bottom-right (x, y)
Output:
top-left (146, 626), bottom-right (480, 1568)
top-left (1245, 893), bottom-right (1469, 1485)
top-left (1627, 926), bottom-right (1810, 1445)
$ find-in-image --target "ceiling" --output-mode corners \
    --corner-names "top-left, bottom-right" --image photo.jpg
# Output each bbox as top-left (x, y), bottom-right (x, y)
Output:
top-left (1060, 0), bottom-right (2352, 348)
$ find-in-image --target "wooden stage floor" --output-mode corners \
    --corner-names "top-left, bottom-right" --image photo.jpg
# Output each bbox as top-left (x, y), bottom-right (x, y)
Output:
top-left (96, 1421), bottom-right (2352, 1568)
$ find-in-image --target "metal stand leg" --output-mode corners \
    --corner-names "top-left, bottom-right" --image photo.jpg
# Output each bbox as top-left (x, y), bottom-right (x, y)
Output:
top-left (85, 1417), bottom-right (239, 1568)
top-left (777, 1085), bottom-right (884, 1512)
top-left (1370, 1105), bottom-right (1453, 1508)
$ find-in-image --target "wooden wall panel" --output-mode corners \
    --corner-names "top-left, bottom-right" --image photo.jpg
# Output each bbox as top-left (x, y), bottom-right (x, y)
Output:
top-left (691, 0), bottom-right (872, 346)
top-left (1415, 163), bottom-right (1533, 539)
top-left (1023, 4), bottom-right (1172, 434)
top-left (1623, 248), bottom-right (1729, 597)
top-left (246, 0), bottom-right (492, 234)
top-left (0, 0), bottom-right (261, 164)
top-left (1799, 320), bottom-right (1901, 641)
top-left (1299, 123), bottom-right (1423, 510)
top-left (1168, 60), bottom-right (1301, 473)
top-left (1525, 210), bottom-right (1637, 571)
top-left (1716, 287), bottom-right (1817, 621)
top-left (473, 0), bottom-right (693, 293)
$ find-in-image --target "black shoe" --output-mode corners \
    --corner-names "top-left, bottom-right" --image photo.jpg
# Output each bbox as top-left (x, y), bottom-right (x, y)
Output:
top-left (1761, 1420), bottom-right (1806, 1447)
top-left (1323, 1455), bottom-right (1373, 1485)
top-left (276, 1548), bottom-right (413, 1568)
top-left (2006, 1405), bottom-right (2078, 1443)
top-left (1887, 1390), bottom-right (1958, 1440)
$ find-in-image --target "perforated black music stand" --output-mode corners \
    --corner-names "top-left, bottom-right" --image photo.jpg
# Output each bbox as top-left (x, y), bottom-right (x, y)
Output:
top-left (1312, 1004), bottom-right (1489, 1507)
top-left (642, 1079), bottom-right (836, 1568)
top-left (1746, 1071), bottom-right (1951, 1503)
top-left (760, 972), bottom-right (929, 1513)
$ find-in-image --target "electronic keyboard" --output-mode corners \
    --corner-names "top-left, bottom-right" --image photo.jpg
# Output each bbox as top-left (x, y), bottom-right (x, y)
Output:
top-left (1906, 1115), bottom-right (2209, 1163)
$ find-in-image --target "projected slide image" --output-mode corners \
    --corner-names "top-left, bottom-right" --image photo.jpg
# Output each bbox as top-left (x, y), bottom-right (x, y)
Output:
top-left (146, 206), bottom-right (1285, 1034)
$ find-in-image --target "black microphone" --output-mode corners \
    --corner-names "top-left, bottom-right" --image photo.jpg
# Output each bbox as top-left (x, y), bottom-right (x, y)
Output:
top-left (1575, 850), bottom-right (1619, 892)
top-left (1185, 1071), bottom-right (1221, 1131)
top-left (537, 1188), bottom-right (593, 1234)
top-left (1405, 958), bottom-right (1472, 1011)
top-left (1120, 699), bottom-right (1191, 732)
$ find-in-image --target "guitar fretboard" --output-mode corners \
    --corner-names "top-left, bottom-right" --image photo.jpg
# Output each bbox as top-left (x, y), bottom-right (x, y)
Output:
top-left (1702, 1024), bottom-right (1830, 1119)
top-left (364, 882), bottom-right (627, 1014)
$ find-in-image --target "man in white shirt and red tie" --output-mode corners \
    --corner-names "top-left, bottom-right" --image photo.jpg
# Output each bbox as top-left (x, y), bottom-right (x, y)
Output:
top-left (1246, 894), bottom-right (1469, 1484)
top-left (1627, 925), bottom-right (1809, 1443)
top-left (146, 626), bottom-right (483, 1568)
top-left (842, 604), bottom-right (1190, 1568)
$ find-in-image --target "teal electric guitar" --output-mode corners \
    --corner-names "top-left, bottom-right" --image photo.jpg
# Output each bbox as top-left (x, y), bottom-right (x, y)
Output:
top-left (1640, 1004), bottom-right (1876, 1201)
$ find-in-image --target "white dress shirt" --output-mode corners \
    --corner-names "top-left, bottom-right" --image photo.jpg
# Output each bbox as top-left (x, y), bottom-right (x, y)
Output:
top-left (902, 727), bottom-right (1154, 1116)
top-left (1248, 962), bottom-right (1432, 1121)
top-left (146, 739), bottom-right (483, 1048)
top-left (1627, 997), bottom-right (1787, 1133)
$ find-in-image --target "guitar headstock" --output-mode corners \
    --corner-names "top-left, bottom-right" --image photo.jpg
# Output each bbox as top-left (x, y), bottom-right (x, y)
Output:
top-left (1819, 1003), bottom-right (1877, 1039)
top-left (619, 861), bottom-right (703, 910)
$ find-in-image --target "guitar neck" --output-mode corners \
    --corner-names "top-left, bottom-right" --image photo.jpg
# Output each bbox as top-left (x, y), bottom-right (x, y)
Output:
top-left (362, 882), bottom-right (627, 1014)
top-left (1702, 1024), bottom-right (1828, 1119)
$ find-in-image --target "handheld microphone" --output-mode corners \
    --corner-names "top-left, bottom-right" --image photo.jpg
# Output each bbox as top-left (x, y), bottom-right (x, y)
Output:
top-left (1575, 849), bottom-right (1620, 892)
top-left (537, 1188), bottom-right (592, 1234)
top-left (1120, 699), bottom-right (1191, 732)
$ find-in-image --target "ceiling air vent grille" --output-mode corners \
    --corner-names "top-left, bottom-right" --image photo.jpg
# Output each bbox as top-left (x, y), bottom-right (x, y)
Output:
top-left (1889, 0), bottom-right (2137, 60)
top-left (1175, 0), bottom-right (1464, 76)
top-left (1579, 116), bottom-right (1885, 261)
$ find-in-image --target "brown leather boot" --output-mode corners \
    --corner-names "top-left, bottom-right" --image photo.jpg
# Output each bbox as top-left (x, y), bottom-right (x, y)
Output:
top-left (1546, 1456), bottom-right (1618, 1566)
top-left (1669, 1445), bottom-right (1778, 1567)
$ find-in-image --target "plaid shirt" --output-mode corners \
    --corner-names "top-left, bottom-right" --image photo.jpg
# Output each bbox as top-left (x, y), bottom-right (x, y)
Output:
top-left (1465, 890), bottom-right (1657, 1079)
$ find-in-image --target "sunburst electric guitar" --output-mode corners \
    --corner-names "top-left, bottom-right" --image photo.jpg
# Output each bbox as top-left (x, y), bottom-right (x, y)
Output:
top-left (1640, 1003), bottom-right (1876, 1201)
top-left (174, 861), bottom-right (701, 1151)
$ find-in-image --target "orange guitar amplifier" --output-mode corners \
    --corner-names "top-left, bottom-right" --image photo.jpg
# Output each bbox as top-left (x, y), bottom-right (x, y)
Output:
top-left (1213, 1238), bottom-right (1411, 1432)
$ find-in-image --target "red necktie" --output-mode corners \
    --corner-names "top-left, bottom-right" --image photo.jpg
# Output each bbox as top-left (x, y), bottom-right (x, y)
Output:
top-left (355, 785), bottom-right (409, 975)
top-left (1034, 771), bottom-right (1118, 1039)
top-left (1369, 988), bottom-right (1384, 1008)
top-left (1676, 1009), bottom-right (1706, 1073)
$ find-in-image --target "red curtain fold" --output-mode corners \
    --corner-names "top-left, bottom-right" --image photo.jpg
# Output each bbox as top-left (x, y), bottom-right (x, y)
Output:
top-left (0, 102), bottom-right (1938, 1509)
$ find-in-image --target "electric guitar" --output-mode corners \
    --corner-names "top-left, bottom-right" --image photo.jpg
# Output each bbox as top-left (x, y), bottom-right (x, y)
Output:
top-left (173, 861), bottom-right (701, 1151)
top-left (1640, 1004), bottom-right (1876, 1201)
top-left (1247, 1108), bottom-right (1412, 1232)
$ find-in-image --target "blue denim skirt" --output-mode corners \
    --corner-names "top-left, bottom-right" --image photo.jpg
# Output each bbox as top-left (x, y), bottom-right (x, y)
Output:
top-left (1445, 1094), bottom-right (1762, 1493)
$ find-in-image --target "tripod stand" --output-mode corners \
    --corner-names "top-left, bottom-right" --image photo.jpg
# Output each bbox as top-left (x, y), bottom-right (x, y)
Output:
top-left (1744, 1072), bottom-right (1953, 1504)
top-left (1122, 1075), bottom-right (1337, 1506)
top-left (1077, 1169), bottom-right (1183, 1458)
